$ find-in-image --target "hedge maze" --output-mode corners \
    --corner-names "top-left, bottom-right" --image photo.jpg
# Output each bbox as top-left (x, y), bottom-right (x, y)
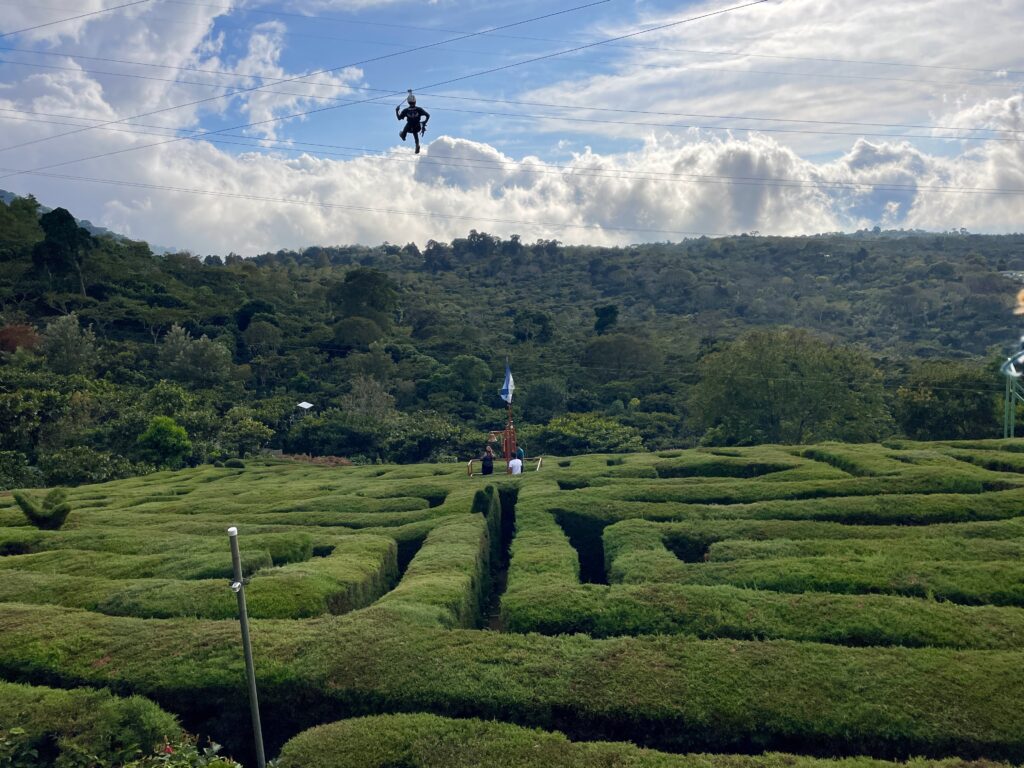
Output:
top-left (4, 443), bottom-right (1024, 765)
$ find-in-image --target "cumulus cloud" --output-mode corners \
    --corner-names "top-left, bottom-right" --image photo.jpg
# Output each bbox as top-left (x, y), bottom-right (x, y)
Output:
top-left (516, 0), bottom-right (1024, 155)
top-left (1, 0), bottom-right (1022, 253)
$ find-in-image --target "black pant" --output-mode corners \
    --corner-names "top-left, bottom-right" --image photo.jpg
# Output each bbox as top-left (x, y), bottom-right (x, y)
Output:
top-left (401, 124), bottom-right (421, 147)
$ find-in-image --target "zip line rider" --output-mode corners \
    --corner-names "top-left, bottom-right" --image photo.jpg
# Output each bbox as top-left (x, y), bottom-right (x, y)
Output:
top-left (397, 90), bottom-right (430, 154)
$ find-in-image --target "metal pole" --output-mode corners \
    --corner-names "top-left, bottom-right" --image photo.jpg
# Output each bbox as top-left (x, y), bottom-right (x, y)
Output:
top-left (1004, 378), bottom-right (1010, 439)
top-left (227, 526), bottom-right (266, 768)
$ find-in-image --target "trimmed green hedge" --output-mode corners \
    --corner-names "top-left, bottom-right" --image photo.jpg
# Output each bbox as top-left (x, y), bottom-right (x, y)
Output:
top-left (0, 535), bottom-right (398, 619)
top-left (499, 582), bottom-right (1024, 648)
top-left (0, 680), bottom-right (179, 764)
top-left (662, 557), bottom-right (1024, 606)
top-left (3, 603), bottom-right (1024, 761)
top-left (368, 485), bottom-right (503, 628)
top-left (0, 527), bottom-right (319, 563)
top-left (589, 471), bottom-right (1013, 504)
top-left (658, 516), bottom-right (1024, 562)
top-left (0, 547), bottom-right (273, 580)
top-left (278, 714), bottom-right (1016, 768)
top-left (706, 537), bottom-right (1024, 562)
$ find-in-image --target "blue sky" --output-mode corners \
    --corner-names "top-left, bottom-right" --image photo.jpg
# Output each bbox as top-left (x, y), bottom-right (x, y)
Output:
top-left (0, 0), bottom-right (1022, 254)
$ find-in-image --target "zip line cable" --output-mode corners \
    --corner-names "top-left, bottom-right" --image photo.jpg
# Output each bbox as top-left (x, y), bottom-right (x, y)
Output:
top-left (6, 1), bottom-right (1022, 84)
top-left (2, 33), bottom-right (1022, 94)
top-left (4, 109), bottom-right (1024, 198)
top-left (0, 165), bottom-right (730, 238)
top-left (0, 0), bottom-right (613, 155)
top-left (91, 0), bottom-right (1024, 79)
top-left (4, 53), bottom-right (1023, 139)
top-left (0, 0), bottom-right (152, 39)
top-left (0, 0), bottom-right (771, 183)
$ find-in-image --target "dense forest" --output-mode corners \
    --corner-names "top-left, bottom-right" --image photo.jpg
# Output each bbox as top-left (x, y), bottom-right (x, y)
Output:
top-left (1, 192), bottom-right (1021, 487)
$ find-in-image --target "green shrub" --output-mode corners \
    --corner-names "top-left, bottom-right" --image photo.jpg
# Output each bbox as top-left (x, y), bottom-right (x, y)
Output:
top-left (124, 734), bottom-right (241, 767)
top-left (372, 506), bottom-right (495, 628)
top-left (706, 537), bottom-right (1024, 562)
top-left (4, 603), bottom-right (1024, 761)
top-left (278, 713), bottom-right (1017, 768)
top-left (500, 582), bottom-right (1024, 648)
top-left (0, 547), bottom-right (273, 580)
top-left (0, 680), bottom-right (179, 766)
top-left (38, 447), bottom-right (152, 487)
top-left (0, 451), bottom-right (41, 491)
top-left (654, 456), bottom-right (796, 479)
top-left (663, 556), bottom-right (1024, 606)
top-left (223, 459), bottom-right (245, 469)
top-left (13, 488), bottom-right (71, 530)
top-left (94, 535), bottom-right (398, 619)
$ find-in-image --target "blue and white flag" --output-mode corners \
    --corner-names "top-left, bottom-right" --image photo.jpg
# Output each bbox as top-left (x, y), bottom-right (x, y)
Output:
top-left (500, 364), bottom-right (515, 404)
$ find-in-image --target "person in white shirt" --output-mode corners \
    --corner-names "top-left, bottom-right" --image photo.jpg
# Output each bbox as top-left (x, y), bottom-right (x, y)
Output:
top-left (507, 456), bottom-right (523, 475)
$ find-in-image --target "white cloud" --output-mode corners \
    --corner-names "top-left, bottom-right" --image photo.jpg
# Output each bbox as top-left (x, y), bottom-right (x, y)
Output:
top-left (1, 0), bottom-right (1023, 253)
top-left (515, 0), bottom-right (1024, 156)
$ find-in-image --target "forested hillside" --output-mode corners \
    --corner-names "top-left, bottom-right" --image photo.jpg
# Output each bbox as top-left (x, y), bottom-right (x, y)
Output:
top-left (1, 193), bottom-right (1020, 487)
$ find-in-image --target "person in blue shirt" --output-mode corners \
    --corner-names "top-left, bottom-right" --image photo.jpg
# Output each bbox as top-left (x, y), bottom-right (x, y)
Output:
top-left (396, 92), bottom-right (430, 154)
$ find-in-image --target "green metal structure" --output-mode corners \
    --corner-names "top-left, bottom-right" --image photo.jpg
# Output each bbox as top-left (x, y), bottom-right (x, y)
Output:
top-left (1001, 349), bottom-right (1024, 438)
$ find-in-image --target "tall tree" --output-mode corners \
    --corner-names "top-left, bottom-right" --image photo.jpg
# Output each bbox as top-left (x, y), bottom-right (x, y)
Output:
top-left (690, 328), bottom-right (893, 445)
top-left (32, 208), bottom-right (94, 296)
top-left (41, 314), bottom-right (97, 375)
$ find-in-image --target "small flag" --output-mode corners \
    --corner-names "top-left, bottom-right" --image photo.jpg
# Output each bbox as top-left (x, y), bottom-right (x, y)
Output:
top-left (500, 363), bottom-right (515, 404)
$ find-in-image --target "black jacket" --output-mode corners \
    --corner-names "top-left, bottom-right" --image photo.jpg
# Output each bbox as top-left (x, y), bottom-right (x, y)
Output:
top-left (397, 106), bottom-right (430, 129)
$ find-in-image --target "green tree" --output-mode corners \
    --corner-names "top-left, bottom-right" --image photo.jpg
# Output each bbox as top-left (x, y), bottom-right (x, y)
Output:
top-left (137, 415), bottom-right (192, 468)
top-left (593, 304), bottom-right (619, 335)
top-left (158, 325), bottom-right (235, 387)
top-left (217, 408), bottom-right (274, 458)
top-left (689, 328), bottom-right (893, 445)
top-left (527, 413), bottom-right (644, 454)
top-left (40, 314), bottom-right (97, 375)
top-left (895, 360), bottom-right (1000, 440)
top-left (32, 207), bottom-right (94, 295)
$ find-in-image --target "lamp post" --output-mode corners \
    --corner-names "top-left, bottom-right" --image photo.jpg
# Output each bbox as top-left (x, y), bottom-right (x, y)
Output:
top-left (227, 526), bottom-right (266, 768)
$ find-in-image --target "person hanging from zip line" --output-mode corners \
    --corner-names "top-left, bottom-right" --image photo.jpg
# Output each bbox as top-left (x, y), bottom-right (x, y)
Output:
top-left (396, 90), bottom-right (430, 154)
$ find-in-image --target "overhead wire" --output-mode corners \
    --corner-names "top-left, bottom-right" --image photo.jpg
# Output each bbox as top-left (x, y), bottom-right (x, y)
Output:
top-left (0, 0), bottom-right (613, 155)
top-left (3, 107), bottom-right (1024, 198)
top-left (94, 0), bottom-right (1024, 79)
top-left (0, 0), bottom-right (773, 184)
top-left (5, 0), bottom-right (1022, 85)
top-left (0, 0), bottom-right (152, 39)
top-left (3, 53), bottom-right (1023, 140)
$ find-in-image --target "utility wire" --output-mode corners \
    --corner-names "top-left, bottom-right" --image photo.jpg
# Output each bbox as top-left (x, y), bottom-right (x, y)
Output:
top-left (0, 0), bottom-right (152, 39)
top-left (3, 38), bottom-right (1022, 93)
top-left (8, 0), bottom-right (1022, 84)
top-left (0, 0), bottom-right (770, 183)
top-left (111, 0), bottom-right (1024, 79)
top-left (4, 108), bottom-right (1024, 197)
top-left (4, 53), bottom-right (1023, 138)
top-left (0, 0), bottom-right (612, 155)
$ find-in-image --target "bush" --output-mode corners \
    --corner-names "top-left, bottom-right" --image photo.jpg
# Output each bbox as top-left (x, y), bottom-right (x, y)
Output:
top-left (223, 459), bottom-right (245, 469)
top-left (526, 413), bottom-right (644, 454)
top-left (0, 451), bottom-right (41, 491)
top-left (13, 488), bottom-right (71, 530)
top-left (0, 680), bottom-right (179, 766)
top-left (138, 416), bottom-right (192, 469)
top-left (500, 582), bottom-right (1024, 648)
top-left (278, 713), bottom-right (1017, 768)
top-left (4, 602), bottom-right (1024, 762)
top-left (661, 556), bottom-right (1024, 606)
top-left (37, 447), bottom-right (152, 487)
